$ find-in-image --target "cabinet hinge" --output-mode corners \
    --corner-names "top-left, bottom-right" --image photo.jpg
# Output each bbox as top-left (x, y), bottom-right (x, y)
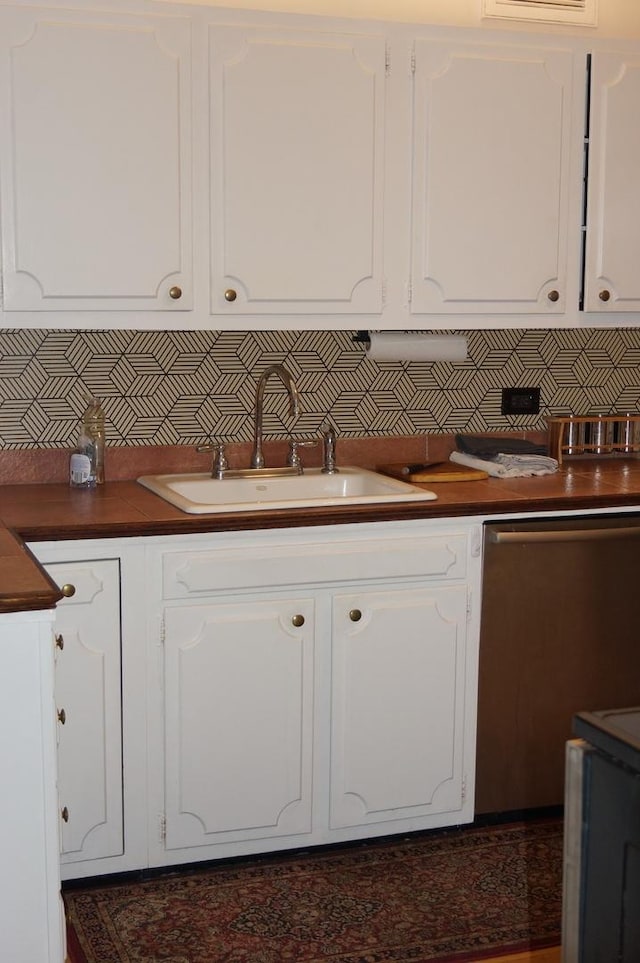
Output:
top-left (160, 615), bottom-right (166, 646)
top-left (471, 526), bottom-right (482, 558)
top-left (461, 774), bottom-right (467, 802)
top-left (410, 48), bottom-right (416, 74)
top-left (385, 43), bottom-right (391, 76)
top-left (158, 813), bottom-right (167, 842)
top-left (382, 277), bottom-right (387, 308)
top-left (406, 278), bottom-right (412, 305)
top-left (466, 591), bottom-right (472, 624)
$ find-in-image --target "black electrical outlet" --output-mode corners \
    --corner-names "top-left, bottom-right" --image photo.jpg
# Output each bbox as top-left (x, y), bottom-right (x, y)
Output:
top-left (501, 387), bottom-right (540, 416)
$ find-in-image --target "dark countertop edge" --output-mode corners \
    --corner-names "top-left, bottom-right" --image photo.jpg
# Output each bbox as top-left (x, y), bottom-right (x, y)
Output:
top-left (14, 490), bottom-right (640, 542)
top-left (0, 594), bottom-right (61, 615)
top-left (4, 483), bottom-right (640, 614)
top-left (0, 534), bottom-right (63, 614)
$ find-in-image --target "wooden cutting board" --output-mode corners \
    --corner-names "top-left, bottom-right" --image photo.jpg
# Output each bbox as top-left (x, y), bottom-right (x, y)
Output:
top-left (379, 461), bottom-right (488, 483)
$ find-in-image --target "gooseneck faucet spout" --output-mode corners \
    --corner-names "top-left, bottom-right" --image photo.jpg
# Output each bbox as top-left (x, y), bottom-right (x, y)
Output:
top-left (251, 364), bottom-right (300, 469)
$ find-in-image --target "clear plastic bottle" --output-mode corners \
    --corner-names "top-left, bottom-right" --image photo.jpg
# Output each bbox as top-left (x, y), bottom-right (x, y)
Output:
top-left (69, 396), bottom-right (105, 488)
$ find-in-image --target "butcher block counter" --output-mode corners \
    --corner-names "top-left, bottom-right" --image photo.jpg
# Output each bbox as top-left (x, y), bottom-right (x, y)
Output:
top-left (4, 454), bottom-right (640, 613)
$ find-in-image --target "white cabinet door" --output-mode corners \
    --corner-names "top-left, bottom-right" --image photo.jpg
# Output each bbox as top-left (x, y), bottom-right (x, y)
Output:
top-left (583, 50), bottom-right (640, 312)
top-left (330, 583), bottom-right (469, 829)
top-left (0, 609), bottom-right (64, 963)
top-left (46, 559), bottom-right (123, 866)
top-left (411, 39), bottom-right (576, 316)
top-left (163, 596), bottom-right (314, 852)
top-left (209, 25), bottom-right (385, 317)
top-left (0, 6), bottom-right (192, 312)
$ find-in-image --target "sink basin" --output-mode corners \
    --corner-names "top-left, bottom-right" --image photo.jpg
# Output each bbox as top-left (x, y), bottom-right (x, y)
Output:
top-left (137, 466), bottom-right (437, 514)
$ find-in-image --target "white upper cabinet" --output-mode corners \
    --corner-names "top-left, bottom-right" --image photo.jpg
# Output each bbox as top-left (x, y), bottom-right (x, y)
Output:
top-left (410, 39), bottom-right (577, 316)
top-left (208, 25), bottom-right (386, 317)
top-left (1, 1), bottom-right (639, 329)
top-left (583, 50), bottom-right (640, 313)
top-left (0, 6), bottom-right (192, 313)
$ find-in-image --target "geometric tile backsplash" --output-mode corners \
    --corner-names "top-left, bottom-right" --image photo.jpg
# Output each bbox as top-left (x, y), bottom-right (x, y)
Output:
top-left (1, 326), bottom-right (640, 449)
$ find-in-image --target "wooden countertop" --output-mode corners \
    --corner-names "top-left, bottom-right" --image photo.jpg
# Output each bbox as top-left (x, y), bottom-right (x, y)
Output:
top-left (3, 457), bottom-right (640, 613)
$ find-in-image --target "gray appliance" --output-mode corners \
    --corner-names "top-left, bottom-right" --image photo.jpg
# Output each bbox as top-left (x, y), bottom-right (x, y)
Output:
top-left (563, 707), bottom-right (640, 963)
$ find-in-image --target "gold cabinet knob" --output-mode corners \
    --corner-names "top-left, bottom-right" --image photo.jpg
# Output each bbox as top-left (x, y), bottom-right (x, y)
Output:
top-left (61, 583), bottom-right (76, 598)
top-left (55, 634), bottom-right (64, 650)
top-left (599, 289), bottom-right (611, 302)
top-left (349, 609), bottom-right (362, 622)
top-left (291, 614), bottom-right (305, 627)
top-left (224, 289), bottom-right (237, 302)
top-left (547, 289), bottom-right (559, 303)
top-left (57, 708), bottom-right (66, 725)
top-left (61, 806), bottom-right (69, 823)
top-left (169, 285), bottom-right (182, 300)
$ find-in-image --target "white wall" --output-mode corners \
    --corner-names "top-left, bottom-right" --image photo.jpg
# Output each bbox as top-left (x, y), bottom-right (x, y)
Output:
top-left (153, 0), bottom-right (640, 37)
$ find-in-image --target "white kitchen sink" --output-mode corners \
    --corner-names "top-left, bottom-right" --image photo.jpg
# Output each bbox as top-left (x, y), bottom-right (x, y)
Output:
top-left (137, 466), bottom-right (437, 514)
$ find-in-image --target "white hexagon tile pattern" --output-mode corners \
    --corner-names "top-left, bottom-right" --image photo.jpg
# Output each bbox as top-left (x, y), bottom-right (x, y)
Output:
top-left (1, 327), bottom-right (640, 448)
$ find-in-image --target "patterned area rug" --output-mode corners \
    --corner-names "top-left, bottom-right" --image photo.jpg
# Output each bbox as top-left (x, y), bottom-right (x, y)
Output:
top-left (64, 818), bottom-right (563, 963)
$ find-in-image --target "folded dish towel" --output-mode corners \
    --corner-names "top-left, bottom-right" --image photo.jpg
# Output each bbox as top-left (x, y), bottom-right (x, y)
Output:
top-left (455, 434), bottom-right (549, 458)
top-left (450, 451), bottom-right (559, 478)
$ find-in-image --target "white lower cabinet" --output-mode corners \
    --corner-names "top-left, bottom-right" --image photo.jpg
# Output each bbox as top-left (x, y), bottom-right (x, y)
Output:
top-left (148, 521), bottom-right (481, 868)
top-left (162, 595), bottom-right (315, 851)
top-left (43, 558), bottom-right (123, 870)
top-left (330, 583), bottom-right (468, 830)
top-left (32, 521), bottom-right (481, 878)
top-left (0, 608), bottom-right (65, 963)
top-left (30, 539), bottom-right (148, 881)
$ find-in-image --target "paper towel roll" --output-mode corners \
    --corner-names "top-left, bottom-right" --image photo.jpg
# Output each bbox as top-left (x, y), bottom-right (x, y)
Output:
top-left (365, 332), bottom-right (467, 362)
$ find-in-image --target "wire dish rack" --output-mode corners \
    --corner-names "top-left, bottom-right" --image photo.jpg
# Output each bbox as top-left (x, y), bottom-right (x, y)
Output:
top-left (547, 414), bottom-right (640, 464)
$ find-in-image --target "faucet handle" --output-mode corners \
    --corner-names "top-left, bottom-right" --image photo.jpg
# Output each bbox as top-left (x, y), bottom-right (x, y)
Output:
top-left (320, 423), bottom-right (338, 474)
top-left (196, 440), bottom-right (228, 478)
top-left (287, 437), bottom-right (318, 471)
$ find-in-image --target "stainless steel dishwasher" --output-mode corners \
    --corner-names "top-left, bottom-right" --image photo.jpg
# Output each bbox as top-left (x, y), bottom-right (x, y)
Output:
top-left (475, 514), bottom-right (640, 815)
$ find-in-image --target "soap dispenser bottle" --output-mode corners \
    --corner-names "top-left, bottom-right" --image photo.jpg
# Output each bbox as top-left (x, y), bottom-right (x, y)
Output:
top-left (69, 396), bottom-right (105, 488)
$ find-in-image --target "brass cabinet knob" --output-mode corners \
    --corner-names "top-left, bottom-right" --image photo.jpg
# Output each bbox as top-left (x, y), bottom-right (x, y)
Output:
top-left (57, 708), bottom-right (66, 725)
top-left (61, 583), bottom-right (76, 598)
top-left (291, 614), bottom-right (305, 627)
top-left (169, 285), bottom-right (182, 300)
top-left (224, 288), bottom-right (237, 302)
top-left (349, 609), bottom-right (362, 622)
top-left (61, 806), bottom-right (69, 823)
top-left (547, 289), bottom-right (559, 303)
top-left (55, 634), bottom-right (64, 650)
top-left (599, 289), bottom-right (611, 302)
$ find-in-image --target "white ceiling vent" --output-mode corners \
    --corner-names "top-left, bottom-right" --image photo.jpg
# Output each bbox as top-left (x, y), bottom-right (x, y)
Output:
top-left (482, 0), bottom-right (597, 27)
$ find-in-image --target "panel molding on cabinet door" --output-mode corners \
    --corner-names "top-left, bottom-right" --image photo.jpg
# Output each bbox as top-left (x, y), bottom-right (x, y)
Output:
top-left (47, 559), bottom-right (123, 864)
top-left (411, 40), bottom-right (574, 315)
top-left (163, 597), bottom-right (314, 851)
top-left (0, 7), bottom-right (192, 311)
top-left (330, 584), bottom-right (468, 830)
top-left (209, 26), bottom-right (385, 315)
top-left (583, 51), bottom-right (640, 312)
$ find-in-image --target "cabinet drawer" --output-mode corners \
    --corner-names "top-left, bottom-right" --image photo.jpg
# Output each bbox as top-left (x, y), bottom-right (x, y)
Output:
top-left (162, 533), bottom-right (468, 597)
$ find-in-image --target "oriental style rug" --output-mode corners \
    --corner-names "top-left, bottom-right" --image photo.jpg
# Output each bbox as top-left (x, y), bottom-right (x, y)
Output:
top-left (64, 818), bottom-right (563, 963)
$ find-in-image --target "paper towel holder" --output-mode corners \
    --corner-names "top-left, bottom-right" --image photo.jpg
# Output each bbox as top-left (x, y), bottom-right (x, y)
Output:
top-left (352, 330), bottom-right (468, 363)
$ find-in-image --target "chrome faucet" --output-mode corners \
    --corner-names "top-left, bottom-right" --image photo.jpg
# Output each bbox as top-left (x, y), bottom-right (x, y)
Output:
top-left (251, 364), bottom-right (300, 469)
top-left (321, 423), bottom-right (338, 474)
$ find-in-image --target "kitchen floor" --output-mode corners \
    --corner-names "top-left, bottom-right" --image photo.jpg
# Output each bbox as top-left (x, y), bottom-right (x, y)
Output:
top-left (65, 943), bottom-right (561, 962)
top-left (496, 951), bottom-right (560, 963)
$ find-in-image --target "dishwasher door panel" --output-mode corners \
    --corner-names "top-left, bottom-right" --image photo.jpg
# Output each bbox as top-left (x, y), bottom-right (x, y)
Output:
top-left (475, 515), bottom-right (640, 814)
